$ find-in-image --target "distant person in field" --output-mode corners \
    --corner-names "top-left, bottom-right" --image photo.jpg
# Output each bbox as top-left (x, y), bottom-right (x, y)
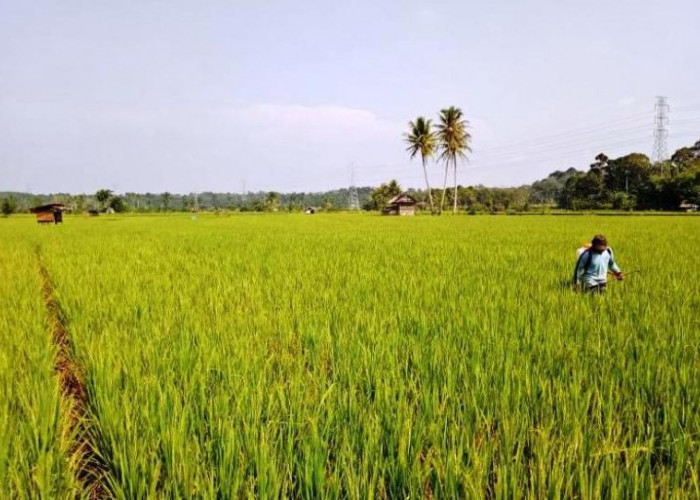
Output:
top-left (573, 234), bottom-right (624, 293)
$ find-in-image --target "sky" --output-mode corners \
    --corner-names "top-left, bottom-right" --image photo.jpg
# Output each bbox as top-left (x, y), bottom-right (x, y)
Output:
top-left (1, 0), bottom-right (699, 194)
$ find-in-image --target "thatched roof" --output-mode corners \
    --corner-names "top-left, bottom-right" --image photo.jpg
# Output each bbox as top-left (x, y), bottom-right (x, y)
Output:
top-left (29, 203), bottom-right (65, 213)
top-left (386, 193), bottom-right (417, 206)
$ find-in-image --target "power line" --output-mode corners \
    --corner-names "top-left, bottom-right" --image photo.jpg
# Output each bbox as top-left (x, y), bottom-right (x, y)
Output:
top-left (358, 133), bottom-right (654, 175)
top-left (474, 111), bottom-right (653, 154)
top-left (354, 120), bottom-right (698, 179)
top-left (328, 104), bottom-right (699, 188)
top-left (354, 130), bottom-right (700, 188)
top-left (326, 111), bottom-right (658, 177)
top-left (351, 125), bottom-right (698, 181)
top-left (473, 125), bottom-right (654, 161)
top-left (673, 103), bottom-right (700, 112)
top-left (327, 113), bottom-right (700, 180)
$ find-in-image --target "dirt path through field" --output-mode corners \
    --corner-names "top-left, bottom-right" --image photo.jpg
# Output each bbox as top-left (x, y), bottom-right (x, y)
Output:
top-left (36, 249), bottom-right (113, 498)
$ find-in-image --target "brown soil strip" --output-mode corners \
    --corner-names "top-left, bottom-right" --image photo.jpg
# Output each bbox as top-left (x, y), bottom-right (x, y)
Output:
top-left (36, 251), bottom-right (112, 498)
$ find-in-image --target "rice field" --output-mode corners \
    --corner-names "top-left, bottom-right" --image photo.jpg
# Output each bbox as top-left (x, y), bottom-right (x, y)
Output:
top-left (1, 213), bottom-right (699, 498)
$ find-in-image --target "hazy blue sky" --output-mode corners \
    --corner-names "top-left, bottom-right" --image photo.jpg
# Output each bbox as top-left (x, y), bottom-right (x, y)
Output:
top-left (1, 0), bottom-right (698, 194)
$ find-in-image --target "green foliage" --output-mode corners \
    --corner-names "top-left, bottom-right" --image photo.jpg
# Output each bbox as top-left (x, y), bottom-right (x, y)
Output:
top-left (554, 140), bottom-right (700, 210)
top-left (363, 179), bottom-right (402, 210)
top-left (530, 168), bottom-right (580, 204)
top-left (108, 196), bottom-right (127, 213)
top-left (406, 117), bottom-right (437, 213)
top-left (670, 139), bottom-right (700, 169)
top-left (405, 117), bottom-right (437, 162)
top-left (3, 137), bottom-right (699, 214)
top-left (1, 215), bottom-right (698, 496)
top-left (454, 185), bottom-right (531, 213)
top-left (160, 192), bottom-right (172, 211)
top-left (610, 191), bottom-right (636, 211)
top-left (95, 189), bottom-right (113, 208)
top-left (264, 192), bottom-right (281, 212)
top-left (0, 230), bottom-right (74, 496)
top-left (436, 106), bottom-right (471, 214)
top-left (1, 197), bottom-right (16, 216)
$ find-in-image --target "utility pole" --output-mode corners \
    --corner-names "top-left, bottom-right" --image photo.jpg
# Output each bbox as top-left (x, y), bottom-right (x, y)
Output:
top-left (348, 164), bottom-right (360, 210)
top-left (652, 96), bottom-right (670, 165)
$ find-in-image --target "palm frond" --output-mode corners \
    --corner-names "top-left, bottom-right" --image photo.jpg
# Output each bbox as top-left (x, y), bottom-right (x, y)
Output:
top-left (404, 116), bottom-right (437, 161)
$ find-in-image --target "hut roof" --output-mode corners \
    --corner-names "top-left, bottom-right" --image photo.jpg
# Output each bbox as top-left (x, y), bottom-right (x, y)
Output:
top-left (386, 193), bottom-right (417, 206)
top-left (29, 203), bottom-right (65, 213)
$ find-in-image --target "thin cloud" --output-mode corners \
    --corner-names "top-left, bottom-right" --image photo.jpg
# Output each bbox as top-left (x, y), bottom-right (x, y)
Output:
top-left (618, 96), bottom-right (637, 107)
top-left (220, 103), bottom-right (402, 146)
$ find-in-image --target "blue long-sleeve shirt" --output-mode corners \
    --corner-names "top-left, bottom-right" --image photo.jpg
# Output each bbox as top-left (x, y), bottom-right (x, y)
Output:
top-left (574, 248), bottom-right (621, 287)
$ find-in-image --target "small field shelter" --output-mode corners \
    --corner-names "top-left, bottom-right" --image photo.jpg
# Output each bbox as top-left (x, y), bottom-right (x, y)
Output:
top-left (29, 203), bottom-right (65, 224)
top-left (383, 193), bottom-right (417, 216)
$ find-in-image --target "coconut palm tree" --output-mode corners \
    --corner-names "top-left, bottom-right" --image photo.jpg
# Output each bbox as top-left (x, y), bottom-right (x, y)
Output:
top-left (436, 106), bottom-right (471, 214)
top-left (405, 117), bottom-right (437, 214)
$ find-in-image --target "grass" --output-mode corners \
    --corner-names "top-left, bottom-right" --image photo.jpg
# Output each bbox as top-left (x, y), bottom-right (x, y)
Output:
top-left (2, 213), bottom-right (699, 497)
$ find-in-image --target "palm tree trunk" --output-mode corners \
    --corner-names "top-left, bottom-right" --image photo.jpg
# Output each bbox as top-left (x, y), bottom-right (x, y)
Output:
top-left (422, 156), bottom-right (434, 214)
top-left (453, 157), bottom-right (458, 214)
top-left (440, 161), bottom-right (449, 215)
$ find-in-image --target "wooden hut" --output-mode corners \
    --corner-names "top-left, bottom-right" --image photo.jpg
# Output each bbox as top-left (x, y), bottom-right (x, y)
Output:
top-left (29, 203), bottom-right (65, 224)
top-left (383, 193), bottom-right (417, 216)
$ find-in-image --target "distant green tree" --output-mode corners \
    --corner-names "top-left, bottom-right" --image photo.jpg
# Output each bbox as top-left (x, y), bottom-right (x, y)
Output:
top-left (109, 196), bottom-right (127, 213)
top-left (610, 192), bottom-right (636, 211)
top-left (161, 192), bottom-right (172, 211)
top-left (287, 192), bottom-right (304, 212)
top-left (671, 140), bottom-right (700, 172)
top-left (606, 153), bottom-right (652, 195)
top-left (530, 168), bottom-right (580, 204)
top-left (405, 117), bottom-right (437, 214)
top-left (363, 180), bottom-right (401, 211)
top-left (95, 189), bottom-right (113, 210)
top-left (1, 197), bottom-right (16, 217)
top-left (264, 192), bottom-right (280, 211)
top-left (589, 153), bottom-right (609, 174)
top-left (654, 163), bottom-right (700, 209)
top-left (553, 141), bottom-right (700, 211)
top-left (73, 194), bottom-right (87, 213)
top-left (436, 106), bottom-right (471, 214)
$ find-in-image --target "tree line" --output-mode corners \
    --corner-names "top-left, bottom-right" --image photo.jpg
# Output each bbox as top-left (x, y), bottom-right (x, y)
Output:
top-left (552, 144), bottom-right (700, 210)
top-left (0, 188), bottom-right (376, 215)
top-left (366, 137), bottom-right (699, 213)
top-left (2, 136), bottom-right (698, 216)
top-left (400, 105), bottom-right (699, 213)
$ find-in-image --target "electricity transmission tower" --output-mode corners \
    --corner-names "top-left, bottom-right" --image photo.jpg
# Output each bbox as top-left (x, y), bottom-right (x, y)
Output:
top-left (652, 96), bottom-right (670, 164)
top-left (348, 165), bottom-right (360, 210)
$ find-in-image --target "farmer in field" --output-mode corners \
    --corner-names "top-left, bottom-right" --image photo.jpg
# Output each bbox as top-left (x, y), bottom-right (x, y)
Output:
top-left (573, 234), bottom-right (624, 293)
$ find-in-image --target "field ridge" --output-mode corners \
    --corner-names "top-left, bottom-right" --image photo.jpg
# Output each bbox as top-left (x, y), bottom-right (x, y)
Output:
top-left (36, 248), bottom-right (113, 499)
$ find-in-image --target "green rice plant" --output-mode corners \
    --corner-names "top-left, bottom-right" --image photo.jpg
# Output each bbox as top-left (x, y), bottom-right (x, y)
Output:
top-left (3, 214), bottom-right (700, 498)
top-left (0, 220), bottom-right (74, 498)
